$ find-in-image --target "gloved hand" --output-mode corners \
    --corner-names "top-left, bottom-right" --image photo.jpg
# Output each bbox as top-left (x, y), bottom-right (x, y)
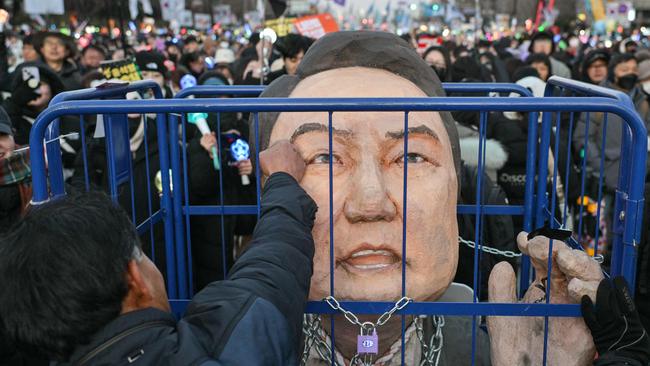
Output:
top-left (11, 79), bottom-right (40, 107)
top-left (581, 276), bottom-right (650, 364)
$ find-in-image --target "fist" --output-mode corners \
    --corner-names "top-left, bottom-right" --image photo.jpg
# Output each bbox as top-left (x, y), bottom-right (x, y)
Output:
top-left (259, 140), bottom-right (305, 182)
top-left (200, 132), bottom-right (217, 158)
top-left (237, 159), bottom-right (253, 176)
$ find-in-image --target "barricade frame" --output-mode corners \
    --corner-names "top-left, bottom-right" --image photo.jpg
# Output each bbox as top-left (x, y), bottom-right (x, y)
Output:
top-left (27, 81), bottom-right (647, 366)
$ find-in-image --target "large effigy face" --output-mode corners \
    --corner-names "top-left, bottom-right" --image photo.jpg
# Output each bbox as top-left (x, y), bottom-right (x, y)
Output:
top-left (268, 67), bottom-right (459, 302)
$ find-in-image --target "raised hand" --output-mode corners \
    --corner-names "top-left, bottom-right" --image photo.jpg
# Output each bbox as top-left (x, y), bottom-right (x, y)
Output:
top-left (487, 232), bottom-right (603, 366)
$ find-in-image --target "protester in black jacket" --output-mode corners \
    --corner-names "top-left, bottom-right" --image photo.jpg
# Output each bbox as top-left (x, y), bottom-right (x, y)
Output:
top-left (34, 31), bottom-right (82, 91)
top-left (0, 140), bottom-right (315, 365)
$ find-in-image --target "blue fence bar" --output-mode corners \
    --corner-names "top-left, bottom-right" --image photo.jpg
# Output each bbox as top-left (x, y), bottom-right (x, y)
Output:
top-left (175, 82), bottom-right (534, 99)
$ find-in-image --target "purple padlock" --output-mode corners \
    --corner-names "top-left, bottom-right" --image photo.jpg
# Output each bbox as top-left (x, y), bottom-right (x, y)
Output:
top-left (357, 328), bottom-right (379, 354)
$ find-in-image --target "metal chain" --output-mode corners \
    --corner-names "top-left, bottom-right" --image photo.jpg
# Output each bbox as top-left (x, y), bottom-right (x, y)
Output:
top-left (458, 236), bottom-right (522, 258)
top-left (300, 297), bottom-right (413, 366)
top-left (414, 316), bottom-right (445, 366)
top-left (459, 236), bottom-right (605, 263)
top-left (301, 315), bottom-right (340, 366)
top-left (323, 295), bottom-right (413, 329)
top-left (301, 313), bottom-right (446, 366)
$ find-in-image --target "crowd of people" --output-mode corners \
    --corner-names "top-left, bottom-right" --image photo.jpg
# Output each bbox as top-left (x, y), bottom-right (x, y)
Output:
top-left (0, 7), bottom-right (650, 365)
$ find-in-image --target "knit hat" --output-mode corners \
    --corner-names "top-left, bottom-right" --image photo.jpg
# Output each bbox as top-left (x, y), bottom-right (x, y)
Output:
top-left (528, 31), bottom-right (555, 54)
top-left (135, 51), bottom-right (168, 77)
top-left (253, 31), bottom-right (461, 185)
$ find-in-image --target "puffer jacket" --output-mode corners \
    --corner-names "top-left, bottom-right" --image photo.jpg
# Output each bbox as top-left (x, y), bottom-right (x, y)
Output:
top-left (54, 172), bottom-right (317, 366)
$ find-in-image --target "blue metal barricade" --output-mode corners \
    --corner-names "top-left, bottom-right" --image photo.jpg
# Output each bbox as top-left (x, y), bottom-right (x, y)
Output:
top-left (28, 80), bottom-right (646, 365)
top-left (36, 80), bottom-right (178, 298)
top-left (174, 82), bottom-right (534, 99)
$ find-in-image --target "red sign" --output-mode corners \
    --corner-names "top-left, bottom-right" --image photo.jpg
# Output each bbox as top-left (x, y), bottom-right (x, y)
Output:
top-left (294, 13), bottom-right (339, 39)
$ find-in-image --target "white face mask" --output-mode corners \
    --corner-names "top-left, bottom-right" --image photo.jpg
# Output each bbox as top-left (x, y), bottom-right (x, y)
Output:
top-left (643, 82), bottom-right (650, 95)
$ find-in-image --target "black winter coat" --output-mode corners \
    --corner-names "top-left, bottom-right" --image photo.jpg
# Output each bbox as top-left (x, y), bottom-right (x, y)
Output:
top-left (53, 172), bottom-right (316, 366)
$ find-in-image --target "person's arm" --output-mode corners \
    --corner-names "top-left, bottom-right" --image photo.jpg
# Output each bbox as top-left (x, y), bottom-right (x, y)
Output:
top-left (175, 141), bottom-right (314, 365)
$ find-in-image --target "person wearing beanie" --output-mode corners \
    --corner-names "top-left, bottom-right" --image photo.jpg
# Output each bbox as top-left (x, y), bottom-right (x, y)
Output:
top-left (525, 53), bottom-right (552, 81)
top-left (422, 45), bottom-right (451, 82)
top-left (580, 49), bottom-right (610, 85)
top-left (4, 62), bottom-right (65, 146)
top-left (254, 30), bottom-right (605, 365)
top-left (135, 50), bottom-right (171, 97)
top-left (528, 31), bottom-right (572, 79)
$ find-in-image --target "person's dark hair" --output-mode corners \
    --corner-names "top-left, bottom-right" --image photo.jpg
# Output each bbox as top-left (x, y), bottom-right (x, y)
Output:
top-left (451, 56), bottom-right (483, 82)
top-left (22, 34), bottom-right (34, 46)
top-left (180, 51), bottom-right (202, 68)
top-left (0, 191), bottom-right (141, 361)
top-left (505, 58), bottom-right (525, 81)
top-left (512, 66), bottom-right (541, 81)
top-left (452, 45), bottom-right (469, 60)
top-left (34, 31), bottom-right (77, 60)
top-left (528, 31), bottom-right (555, 54)
top-left (184, 35), bottom-right (199, 45)
top-left (276, 34), bottom-right (313, 59)
top-left (422, 46), bottom-right (451, 82)
top-left (81, 44), bottom-right (107, 58)
top-left (525, 53), bottom-right (552, 77)
top-left (608, 52), bottom-right (637, 82)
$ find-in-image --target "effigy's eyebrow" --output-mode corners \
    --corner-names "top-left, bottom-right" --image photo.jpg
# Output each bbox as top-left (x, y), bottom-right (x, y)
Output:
top-left (385, 124), bottom-right (440, 142)
top-left (290, 122), bottom-right (354, 143)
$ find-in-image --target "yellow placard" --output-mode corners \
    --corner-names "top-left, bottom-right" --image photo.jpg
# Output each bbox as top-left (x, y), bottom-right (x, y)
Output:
top-left (100, 59), bottom-right (143, 83)
top-left (264, 17), bottom-right (297, 37)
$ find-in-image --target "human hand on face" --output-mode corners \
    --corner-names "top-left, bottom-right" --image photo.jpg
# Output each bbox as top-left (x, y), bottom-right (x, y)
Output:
top-left (237, 159), bottom-right (253, 176)
top-left (487, 232), bottom-right (602, 366)
top-left (200, 132), bottom-right (217, 159)
top-left (259, 140), bottom-right (305, 182)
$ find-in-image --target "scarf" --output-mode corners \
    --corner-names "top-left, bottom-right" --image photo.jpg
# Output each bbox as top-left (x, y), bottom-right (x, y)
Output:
top-left (0, 148), bottom-right (31, 186)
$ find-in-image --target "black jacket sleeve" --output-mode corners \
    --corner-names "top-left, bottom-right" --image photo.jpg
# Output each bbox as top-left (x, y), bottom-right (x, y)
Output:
top-left (176, 172), bottom-right (317, 364)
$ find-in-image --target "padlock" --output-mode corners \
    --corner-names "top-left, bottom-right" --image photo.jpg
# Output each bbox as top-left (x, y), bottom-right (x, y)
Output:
top-left (357, 327), bottom-right (379, 355)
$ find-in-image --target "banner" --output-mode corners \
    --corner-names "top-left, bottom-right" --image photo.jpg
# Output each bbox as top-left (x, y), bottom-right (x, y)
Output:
top-left (265, 17), bottom-right (297, 37)
top-left (294, 13), bottom-right (339, 39)
top-left (99, 59), bottom-right (142, 83)
top-left (24, 0), bottom-right (64, 15)
top-left (161, 0), bottom-right (184, 22)
top-left (590, 0), bottom-right (606, 21)
top-left (194, 13), bottom-right (212, 30)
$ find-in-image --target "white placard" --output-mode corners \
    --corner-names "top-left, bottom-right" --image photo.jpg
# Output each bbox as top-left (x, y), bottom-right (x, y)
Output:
top-left (24, 0), bottom-right (64, 15)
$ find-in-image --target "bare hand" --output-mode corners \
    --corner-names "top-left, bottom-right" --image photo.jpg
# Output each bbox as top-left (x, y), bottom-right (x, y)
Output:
top-left (259, 140), bottom-right (305, 182)
top-left (487, 232), bottom-right (602, 366)
top-left (200, 132), bottom-right (217, 158)
top-left (237, 159), bottom-right (253, 176)
top-left (0, 9), bottom-right (9, 25)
